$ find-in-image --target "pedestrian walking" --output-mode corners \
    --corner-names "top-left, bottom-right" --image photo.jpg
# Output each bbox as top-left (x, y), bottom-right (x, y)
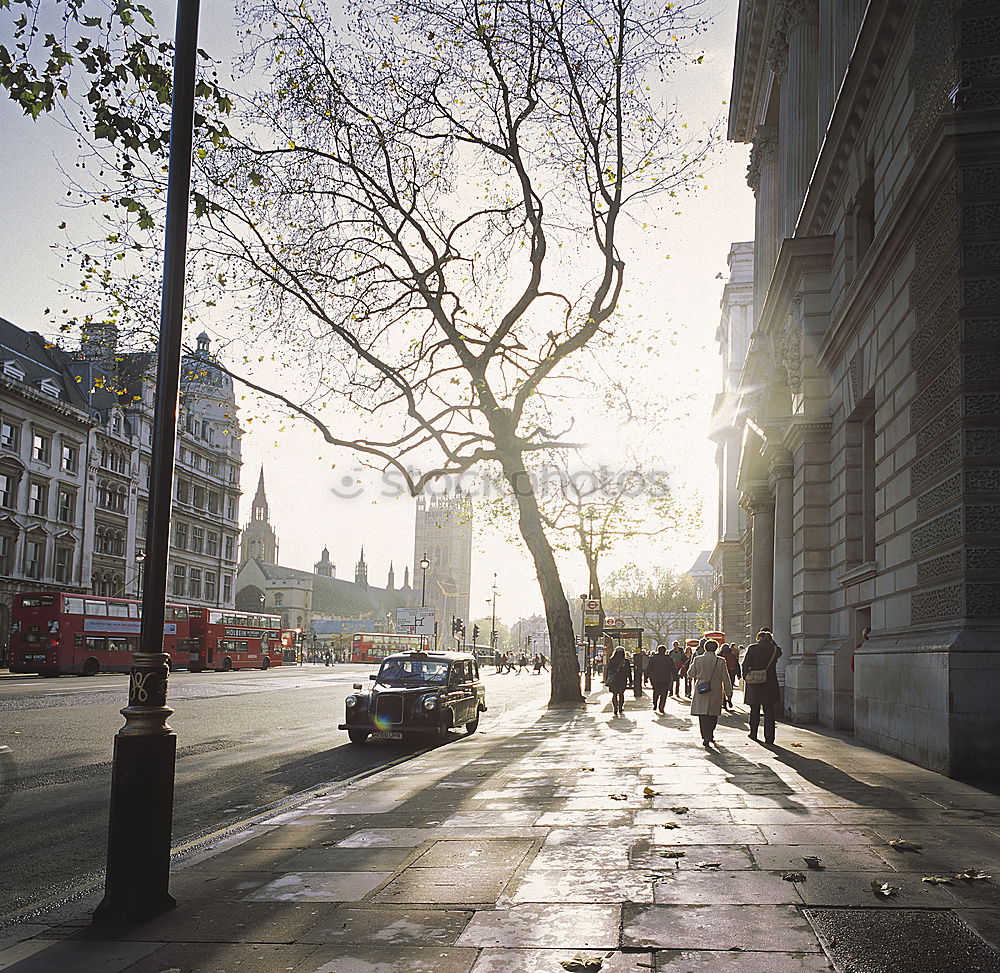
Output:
top-left (645, 644), bottom-right (673, 714)
top-left (743, 630), bottom-right (782, 744)
top-left (494, 650), bottom-right (503, 673)
top-left (687, 639), bottom-right (732, 748)
top-left (539, 654), bottom-right (548, 671)
top-left (719, 643), bottom-right (741, 710)
top-left (605, 647), bottom-right (631, 716)
top-left (517, 653), bottom-right (530, 673)
top-left (532, 653), bottom-right (542, 674)
top-left (682, 644), bottom-right (694, 696)
top-left (669, 642), bottom-right (685, 696)
top-left (632, 647), bottom-right (648, 698)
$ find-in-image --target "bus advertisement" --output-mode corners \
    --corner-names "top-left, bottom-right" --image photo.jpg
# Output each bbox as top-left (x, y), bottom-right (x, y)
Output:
top-left (9, 592), bottom-right (195, 676)
top-left (350, 632), bottom-right (430, 664)
top-left (187, 608), bottom-right (285, 672)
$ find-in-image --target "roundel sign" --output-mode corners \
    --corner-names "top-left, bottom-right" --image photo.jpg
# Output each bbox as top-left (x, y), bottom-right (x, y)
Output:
top-left (585, 599), bottom-right (600, 611)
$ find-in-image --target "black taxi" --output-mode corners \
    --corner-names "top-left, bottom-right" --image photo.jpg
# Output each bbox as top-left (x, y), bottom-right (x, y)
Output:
top-left (339, 650), bottom-right (487, 743)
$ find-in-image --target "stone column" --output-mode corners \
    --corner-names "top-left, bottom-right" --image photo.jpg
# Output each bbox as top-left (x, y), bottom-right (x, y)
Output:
top-left (745, 487), bottom-right (776, 640)
top-left (770, 455), bottom-right (794, 688)
top-left (777, 0), bottom-right (820, 237)
top-left (748, 124), bottom-right (779, 313)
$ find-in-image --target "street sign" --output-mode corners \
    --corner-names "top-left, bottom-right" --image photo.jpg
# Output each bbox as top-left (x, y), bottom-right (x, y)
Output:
top-left (395, 606), bottom-right (435, 636)
top-left (584, 611), bottom-right (602, 626)
top-left (585, 599), bottom-right (601, 611)
top-left (604, 617), bottom-right (626, 628)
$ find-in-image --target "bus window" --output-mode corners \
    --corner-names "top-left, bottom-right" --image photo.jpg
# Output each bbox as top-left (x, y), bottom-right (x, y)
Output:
top-left (85, 636), bottom-right (107, 651)
top-left (210, 611), bottom-right (224, 625)
top-left (65, 597), bottom-right (85, 615)
top-left (107, 603), bottom-right (129, 618)
top-left (108, 637), bottom-right (130, 652)
top-left (129, 603), bottom-right (139, 618)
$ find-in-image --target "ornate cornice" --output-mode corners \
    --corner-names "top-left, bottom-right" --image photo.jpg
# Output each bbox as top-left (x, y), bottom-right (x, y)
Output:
top-left (782, 0), bottom-right (819, 30)
top-left (757, 236), bottom-right (834, 340)
top-left (783, 417), bottom-right (832, 452)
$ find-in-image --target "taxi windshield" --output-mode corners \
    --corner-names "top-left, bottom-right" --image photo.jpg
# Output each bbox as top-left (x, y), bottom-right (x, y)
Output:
top-left (377, 658), bottom-right (449, 686)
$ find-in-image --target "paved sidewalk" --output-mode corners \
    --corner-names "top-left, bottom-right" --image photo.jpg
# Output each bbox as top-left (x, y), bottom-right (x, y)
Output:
top-left (2, 686), bottom-right (1000, 972)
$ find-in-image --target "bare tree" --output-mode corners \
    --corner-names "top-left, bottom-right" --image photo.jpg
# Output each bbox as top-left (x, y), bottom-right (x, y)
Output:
top-left (3, 0), bottom-right (712, 703)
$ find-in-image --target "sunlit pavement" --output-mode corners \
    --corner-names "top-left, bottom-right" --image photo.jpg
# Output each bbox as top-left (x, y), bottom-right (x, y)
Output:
top-left (2, 686), bottom-right (999, 972)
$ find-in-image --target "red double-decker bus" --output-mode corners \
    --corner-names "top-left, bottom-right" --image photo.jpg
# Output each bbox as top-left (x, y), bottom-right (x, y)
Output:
top-left (9, 592), bottom-right (195, 676)
top-left (187, 608), bottom-right (285, 671)
top-left (350, 632), bottom-right (430, 664)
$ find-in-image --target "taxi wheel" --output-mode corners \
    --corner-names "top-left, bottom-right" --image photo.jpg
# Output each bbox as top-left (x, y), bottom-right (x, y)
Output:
top-left (436, 713), bottom-right (451, 739)
top-left (348, 729), bottom-right (370, 744)
top-left (464, 715), bottom-right (479, 735)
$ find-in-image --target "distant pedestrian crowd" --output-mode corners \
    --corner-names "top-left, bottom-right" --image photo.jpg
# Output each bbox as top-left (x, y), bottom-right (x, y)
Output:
top-left (493, 651), bottom-right (548, 674)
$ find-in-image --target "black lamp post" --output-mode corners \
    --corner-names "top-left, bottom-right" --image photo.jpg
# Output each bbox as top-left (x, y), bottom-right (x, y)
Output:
top-left (489, 573), bottom-right (497, 655)
top-left (134, 550), bottom-right (145, 598)
top-left (580, 594), bottom-right (591, 692)
top-left (94, 0), bottom-right (201, 926)
top-left (419, 552), bottom-right (429, 607)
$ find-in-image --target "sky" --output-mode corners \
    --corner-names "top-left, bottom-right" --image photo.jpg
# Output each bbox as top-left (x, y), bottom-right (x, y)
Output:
top-left (0, 0), bottom-right (755, 626)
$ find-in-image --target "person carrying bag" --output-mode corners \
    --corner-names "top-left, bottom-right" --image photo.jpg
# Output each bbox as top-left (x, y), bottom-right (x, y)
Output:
top-left (743, 630), bottom-right (782, 744)
top-left (688, 639), bottom-right (732, 748)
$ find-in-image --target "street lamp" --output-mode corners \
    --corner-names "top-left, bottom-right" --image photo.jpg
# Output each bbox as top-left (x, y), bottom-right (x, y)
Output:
top-left (94, 0), bottom-right (201, 927)
top-left (419, 553), bottom-right (429, 607)
top-left (134, 550), bottom-right (145, 598)
top-left (489, 573), bottom-right (498, 656)
top-left (580, 594), bottom-right (591, 692)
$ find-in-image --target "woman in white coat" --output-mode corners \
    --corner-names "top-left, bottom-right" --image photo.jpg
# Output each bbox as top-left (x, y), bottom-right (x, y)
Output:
top-left (687, 639), bottom-right (732, 748)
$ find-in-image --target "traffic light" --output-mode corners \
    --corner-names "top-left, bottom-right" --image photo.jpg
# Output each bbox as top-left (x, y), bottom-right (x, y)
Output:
top-left (472, 623), bottom-right (480, 643)
top-left (452, 617), bottom-right (465, 638)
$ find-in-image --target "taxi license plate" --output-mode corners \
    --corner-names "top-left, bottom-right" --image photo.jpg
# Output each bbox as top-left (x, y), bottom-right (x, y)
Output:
top-left (372, 731), bottom-right (403, 740)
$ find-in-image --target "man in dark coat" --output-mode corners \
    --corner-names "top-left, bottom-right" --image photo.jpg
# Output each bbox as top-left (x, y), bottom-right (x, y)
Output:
top-left (742, 630), bottom-right (782, 744)
top-left (645, 644), bottom-right (673, 714)
top-left (632, 647), bottom-right (648, 698)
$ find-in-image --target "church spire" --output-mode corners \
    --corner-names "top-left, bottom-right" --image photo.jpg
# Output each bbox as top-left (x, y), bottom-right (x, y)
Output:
top-left (387, 561), bottom-right (395, 590)
top-left (252, 467), bottom-right (268, 522)
top-left (355, 547), bottom-right (368, 588)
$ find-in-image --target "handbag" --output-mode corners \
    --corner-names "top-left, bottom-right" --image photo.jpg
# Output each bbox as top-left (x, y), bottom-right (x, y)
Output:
top-left (696, 657), bottom-right (721, 694)
top-left (745, 646), bottom-right (777, 685)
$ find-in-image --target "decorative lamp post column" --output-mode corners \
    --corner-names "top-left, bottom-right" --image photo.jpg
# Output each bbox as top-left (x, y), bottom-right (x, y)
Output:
top-left (134, 550), bottom-right (145, 599)
top-left (94, 0), bottom-right (201, 926)
top-left (419, 553), bottom-right (429, 607)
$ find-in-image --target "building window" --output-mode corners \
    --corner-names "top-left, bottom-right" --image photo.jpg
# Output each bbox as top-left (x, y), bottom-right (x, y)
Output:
top-left (0, 534), bottom-right (12, 574)
top-left (862, 411), bottom-right (876, 563)
top-left (0, 473), bottom-right (15, 509)
top-left (188, 567), bottom-right (202, 599)
top-left (204, 570), bottom-right (217, 603)
top-left (136, 501), bottom-right (147, 540)
top-left (208, 490), bottom-right (220, 514)
top-left (193, 485), bottom-right (205, 509)
top-left (191, 526), bottom-right (204, 554)
top-left (55, 546), bottom-right (72, 584)
top-left (25, 538), bottom-right (44, 579)
top-left (28, 481), bottom-right (48, 517)
top-left (223, 534), bottom-right (234, 561)
top-left (274, 593), bottom-right (283, 607)
top-left (57, 489), bottom-right (76, 523)
top-left (31, 433), bottom-right (50, 463)
top-left (172, 565), bottom-right (186, 598)
top-left (176, 478), bottom-right (189, 504)
top-left (206, 530), bottom-right (219, 557)
top-left (175, 522), bottom-right (189, 550)
top-left (226, 496), bottom-right (236, 520)
top-left (222, 574), bottom-right (232, 604)
top-left (60, 443), bottom-right (78, 473)
top-left (1, 422), bottom-right (19, 452)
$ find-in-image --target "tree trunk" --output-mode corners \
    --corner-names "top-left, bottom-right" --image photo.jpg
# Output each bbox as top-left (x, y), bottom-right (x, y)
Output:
top-left (501, 457), bottom-right (583, 705)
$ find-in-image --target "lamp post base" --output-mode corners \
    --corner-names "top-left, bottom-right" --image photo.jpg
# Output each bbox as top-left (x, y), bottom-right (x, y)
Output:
top-left (93, 654), bottom-right (177, 927)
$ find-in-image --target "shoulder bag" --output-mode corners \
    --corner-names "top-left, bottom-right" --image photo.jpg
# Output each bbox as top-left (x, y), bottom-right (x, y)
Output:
top-left (744, 646), bottom-right (777, 685)
top-left (696, 657), bottom-right (722, 695)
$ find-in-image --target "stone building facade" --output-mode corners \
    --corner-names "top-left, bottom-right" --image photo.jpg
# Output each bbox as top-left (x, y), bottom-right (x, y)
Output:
top-left (412, 490), bottom-right (473, 633)
top-left (0, 315), bottom-right (243, 655)
top-left (721, 0), bottom-right (1000, 777)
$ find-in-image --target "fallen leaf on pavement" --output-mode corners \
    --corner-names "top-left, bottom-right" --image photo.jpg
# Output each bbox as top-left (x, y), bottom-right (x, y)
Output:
top-left (782, 872), bottom-right (806, 882)
top-left (670, 806), bottom-right (690, 814)
top-left (696, 862), bottom-right (722, 869)
top-left (609, 793), bottom-right (628, 801)
top-left (803, 857), bottom-right (825, 870)
top-left (661, 822), bottom-right (681, 829)
top-left (560, 953), bottom-right (606, 972)
top-left (643, 786), bottom-right (658, 797)
top-left (789, 742), bottom-right (803, 747)
top-left (888, 839), bottom-right (923, 852)
top-left (659, 850), bottom-right (685, 859)
top-left (871, 881), bottom-right (900, 898)
top-left (582, 767), bottom-right (595, 772)
top-left (320, 841), bottom-right (337, 847)
top-left (922, 876), bottom-right (953, 884)
top-left (955, 868), bottom-right (992, 880)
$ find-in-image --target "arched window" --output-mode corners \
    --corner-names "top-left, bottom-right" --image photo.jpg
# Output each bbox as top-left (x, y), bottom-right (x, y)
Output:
top-left (274, 593), bottom-right (283, 606)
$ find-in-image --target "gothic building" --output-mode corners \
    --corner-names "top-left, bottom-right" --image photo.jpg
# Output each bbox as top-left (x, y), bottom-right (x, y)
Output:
top-left (412, 490), bottom-right (473, 633)
top-left (239, 468), bottom-right (279, 565)
top-left (717, 0), bottom-right (1000, 777)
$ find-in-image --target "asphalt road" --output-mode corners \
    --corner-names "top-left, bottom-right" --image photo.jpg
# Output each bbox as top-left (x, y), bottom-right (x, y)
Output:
top-left (0, 663), bottom-right (551, 920)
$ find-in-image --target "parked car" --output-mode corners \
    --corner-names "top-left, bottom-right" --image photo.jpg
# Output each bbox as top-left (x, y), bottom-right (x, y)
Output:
top-left (339, 650), bottom-right (487, 744)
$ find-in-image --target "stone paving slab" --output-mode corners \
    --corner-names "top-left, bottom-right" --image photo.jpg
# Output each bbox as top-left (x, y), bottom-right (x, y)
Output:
top-left (4, 689), bottom-right (1000, 971)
